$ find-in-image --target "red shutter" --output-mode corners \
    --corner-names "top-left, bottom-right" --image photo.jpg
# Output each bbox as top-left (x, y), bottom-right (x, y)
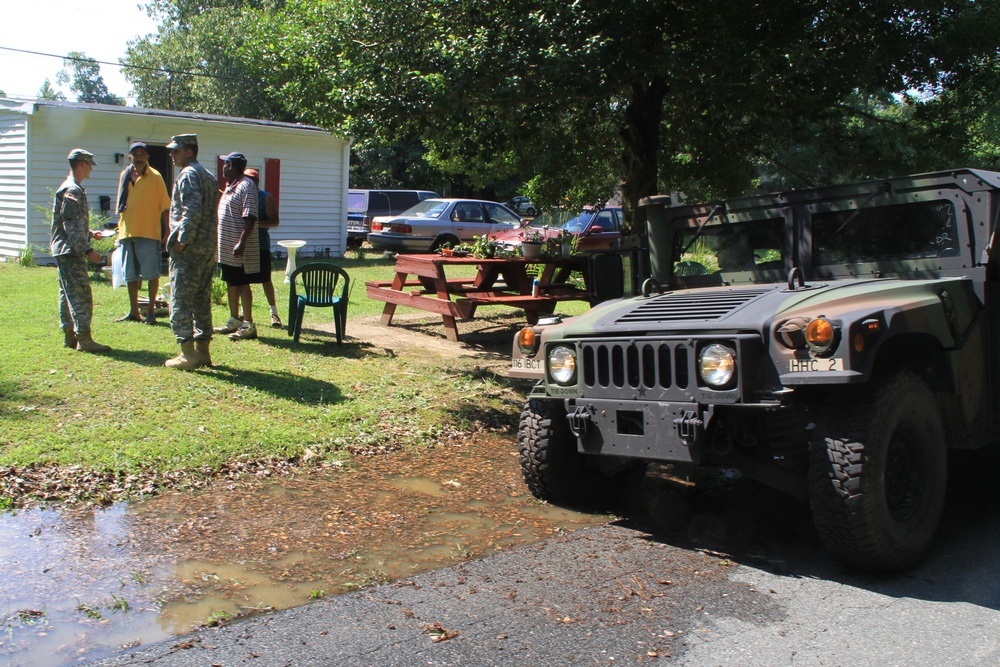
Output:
top-left (216, 156), bottom-right (226, 192)
top-left (264, 158), bottom-right (280, 202)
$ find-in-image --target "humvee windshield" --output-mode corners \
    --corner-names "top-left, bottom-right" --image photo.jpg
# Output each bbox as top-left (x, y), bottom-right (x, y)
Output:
top-left (671, 218), bottom-right (786, 287)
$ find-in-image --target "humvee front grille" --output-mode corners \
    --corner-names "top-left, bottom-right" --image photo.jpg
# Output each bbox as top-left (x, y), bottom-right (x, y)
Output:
top-left (616, 287), bottom-right (771, 324)
top-left (579, 340), bottom-right (696, 401)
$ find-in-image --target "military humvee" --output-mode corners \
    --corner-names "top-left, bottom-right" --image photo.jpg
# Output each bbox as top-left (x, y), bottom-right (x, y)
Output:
top-left (510, 169), bottom-right (1000, 571)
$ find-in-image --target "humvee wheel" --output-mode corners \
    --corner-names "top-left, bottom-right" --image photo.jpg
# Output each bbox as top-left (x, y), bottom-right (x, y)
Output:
top-left (518, 398), bottom-right (622, 504)
top-left (808, 372), bottom-right (947, 571)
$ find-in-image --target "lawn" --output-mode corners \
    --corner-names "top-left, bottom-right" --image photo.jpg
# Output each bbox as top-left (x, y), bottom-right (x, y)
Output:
top-left (0, 252), bottom-right (566, 505)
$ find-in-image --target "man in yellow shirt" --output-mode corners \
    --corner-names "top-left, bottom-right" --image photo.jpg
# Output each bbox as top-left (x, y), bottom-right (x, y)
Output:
top-left (115, 142), bottom-right (171, 324)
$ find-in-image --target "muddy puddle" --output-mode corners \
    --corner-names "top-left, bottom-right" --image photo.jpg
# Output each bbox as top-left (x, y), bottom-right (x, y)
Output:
top-left (0, 437), bottom-right (608, 666)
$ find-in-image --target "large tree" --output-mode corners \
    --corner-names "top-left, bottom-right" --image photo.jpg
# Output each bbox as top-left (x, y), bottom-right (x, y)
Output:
top-left (123, 0), bottom-right (293, 119)
top-left (57, 52), bottom-right (125, 105)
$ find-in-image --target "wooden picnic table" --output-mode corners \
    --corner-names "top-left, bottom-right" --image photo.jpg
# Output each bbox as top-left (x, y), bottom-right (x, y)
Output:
top-left (365, 253), bottom-right (592, 342)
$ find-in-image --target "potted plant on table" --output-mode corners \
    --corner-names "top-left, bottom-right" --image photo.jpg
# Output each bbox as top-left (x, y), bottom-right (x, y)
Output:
top-left (521, 229), bottom-right (544, 259)
top-left (554, 230), bottom-right (575, 258)
top-left (471, 235), bottom-right (501, 259)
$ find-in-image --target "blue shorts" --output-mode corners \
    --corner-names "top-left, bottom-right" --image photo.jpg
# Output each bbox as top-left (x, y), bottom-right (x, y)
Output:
top-left (121, 237), bottom-right (163, 282)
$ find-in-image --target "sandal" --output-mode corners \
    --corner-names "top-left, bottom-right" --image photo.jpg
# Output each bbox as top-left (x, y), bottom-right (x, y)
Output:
top-left (144, 312), bottom-right (156, 325)
top-left (116, 314), bottom-right (142, 323)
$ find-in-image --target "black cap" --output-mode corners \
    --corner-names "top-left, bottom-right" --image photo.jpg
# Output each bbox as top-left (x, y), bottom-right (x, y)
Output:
top-left (128, 141), bottom-right (149, 154)
top-left (223, 152), bottom-right (247, 163)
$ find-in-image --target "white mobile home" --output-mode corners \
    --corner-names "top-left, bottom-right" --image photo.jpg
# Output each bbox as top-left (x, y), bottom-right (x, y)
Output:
top-left (0, 97), bottom-right (351, 261)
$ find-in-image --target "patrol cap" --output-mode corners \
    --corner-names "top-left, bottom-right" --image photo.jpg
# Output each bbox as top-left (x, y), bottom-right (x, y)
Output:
top-left (223, 152), bottom-right (247, 163)
top-left (128, 141), bottom-right (148, 154)
top-left (166, 134), bottom-right (198, 150)
top-left (67, 148), bottom-right (96, 165)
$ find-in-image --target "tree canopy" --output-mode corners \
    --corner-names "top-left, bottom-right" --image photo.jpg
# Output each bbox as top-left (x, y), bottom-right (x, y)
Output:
top-left (124, 0), bottom-right (1000, 232)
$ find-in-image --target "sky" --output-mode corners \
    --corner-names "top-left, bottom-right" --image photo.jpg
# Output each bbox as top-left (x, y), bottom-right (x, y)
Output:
top-left (0, 0), bottom-right (161, 104)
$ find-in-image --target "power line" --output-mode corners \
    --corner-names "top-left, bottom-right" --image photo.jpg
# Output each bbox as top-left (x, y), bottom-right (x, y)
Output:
top-left (0, 45), bottom-right (245, 82)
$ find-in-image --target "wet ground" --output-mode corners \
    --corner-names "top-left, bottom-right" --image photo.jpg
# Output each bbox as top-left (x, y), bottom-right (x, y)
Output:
top-left (0, 437), bottom-right (609, 667)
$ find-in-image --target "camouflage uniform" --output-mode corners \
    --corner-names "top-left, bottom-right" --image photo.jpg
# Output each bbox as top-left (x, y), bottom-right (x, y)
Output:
top-left (51, 174), bottom-right (94, 335)
top-left (167, 158), bottom-right (220, 345)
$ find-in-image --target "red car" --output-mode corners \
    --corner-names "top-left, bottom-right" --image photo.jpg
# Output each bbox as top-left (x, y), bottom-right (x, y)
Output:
top-left (492, 205), bottom-right (623, 252)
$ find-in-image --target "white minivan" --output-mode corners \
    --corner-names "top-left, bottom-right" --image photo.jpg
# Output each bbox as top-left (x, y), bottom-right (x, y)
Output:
top-left (347, 189), bottom-right (437, 245)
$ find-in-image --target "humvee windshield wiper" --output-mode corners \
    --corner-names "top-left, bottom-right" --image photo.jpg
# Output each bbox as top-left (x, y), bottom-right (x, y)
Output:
top-left (832, 181), bottom-right (893, 236)
top-left (680, 203), bottom-right (727, 255)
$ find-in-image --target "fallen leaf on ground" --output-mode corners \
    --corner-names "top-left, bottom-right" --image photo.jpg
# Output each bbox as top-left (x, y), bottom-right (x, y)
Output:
top-left (422, 622), bottom-right (459, 642)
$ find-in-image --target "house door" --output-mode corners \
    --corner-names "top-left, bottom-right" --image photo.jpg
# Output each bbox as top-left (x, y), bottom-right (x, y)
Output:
top-left (147, 145), bottom-right (173, 194)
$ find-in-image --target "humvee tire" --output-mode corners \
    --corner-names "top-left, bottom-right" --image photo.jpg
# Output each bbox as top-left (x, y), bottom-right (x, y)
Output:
top-left (518, 398), bottom-right (628, 504)
top-left (808, 372), bottom-right (947, 570)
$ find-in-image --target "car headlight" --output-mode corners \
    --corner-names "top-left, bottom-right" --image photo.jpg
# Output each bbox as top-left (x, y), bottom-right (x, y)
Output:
top-left (699, 343), bottom-right (736, 388)
top-left (548, 345), bottom-right (576, 385)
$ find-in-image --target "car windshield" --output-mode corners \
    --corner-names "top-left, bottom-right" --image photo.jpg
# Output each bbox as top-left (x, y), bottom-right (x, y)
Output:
top-left (397, 200), bottom-right (450, 219)
top-left (526, 210), bottom-right (596, 233)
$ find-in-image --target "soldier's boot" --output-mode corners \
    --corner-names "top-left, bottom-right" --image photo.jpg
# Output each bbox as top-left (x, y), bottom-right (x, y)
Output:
top-left (63, 329), bottom-right (78, 349)
top-left (194, 340), bottom-right (213, 368)
top-left (76, 331), bottom-right (111, 353)
top-left (165, 343), bottom-right (202, 370)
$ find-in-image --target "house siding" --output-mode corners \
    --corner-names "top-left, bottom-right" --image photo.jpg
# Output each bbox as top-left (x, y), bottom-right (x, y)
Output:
top-left (0, 99), bottom-right (350, 261)
top-left (0, 112), bottom-right (28, 258)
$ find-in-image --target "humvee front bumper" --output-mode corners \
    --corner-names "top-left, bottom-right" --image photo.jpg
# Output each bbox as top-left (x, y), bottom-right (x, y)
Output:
top-left (565, 397), bottom-right (702, 463)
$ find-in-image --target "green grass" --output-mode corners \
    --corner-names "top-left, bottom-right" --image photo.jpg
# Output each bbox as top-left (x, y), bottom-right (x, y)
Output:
top-left (0, 253), bottom-right (538, 494)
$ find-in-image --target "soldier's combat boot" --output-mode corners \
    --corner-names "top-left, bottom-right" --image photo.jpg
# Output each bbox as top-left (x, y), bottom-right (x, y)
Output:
top-left (194, 340), bottom-right (213, 368)
top-left (165, 343), bottom-right (201, 370)
top-left (63, 329), bottom-right (78, 349)
top-left (76, 331), bottom-right (110, 353)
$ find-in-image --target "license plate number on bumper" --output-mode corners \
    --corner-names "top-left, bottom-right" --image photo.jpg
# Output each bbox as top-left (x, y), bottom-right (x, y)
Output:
top-left (511, 357), bottom-right (543, 372)
top-left (789, 357), bottom-right (844, 372)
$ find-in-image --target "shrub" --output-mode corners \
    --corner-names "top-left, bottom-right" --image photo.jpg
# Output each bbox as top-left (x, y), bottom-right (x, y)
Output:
top-left (211, 270), bottom-right (227, 305)
top-left (16, 244), bottom-right (37, 267)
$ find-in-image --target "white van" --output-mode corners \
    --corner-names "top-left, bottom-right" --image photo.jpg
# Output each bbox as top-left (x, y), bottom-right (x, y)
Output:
top-left (347, 189), bottom-right (438, 245)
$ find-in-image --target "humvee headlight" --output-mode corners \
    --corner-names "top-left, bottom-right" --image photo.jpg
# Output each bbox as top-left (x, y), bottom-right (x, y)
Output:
top-left (699, 344), bottom-right (736, 388)
top-left (805, 317), bottom-right (839, 356)
top-left (517, 327), bottom-right (538, 355)
top-left (548, 345), bottom-right (577, 385)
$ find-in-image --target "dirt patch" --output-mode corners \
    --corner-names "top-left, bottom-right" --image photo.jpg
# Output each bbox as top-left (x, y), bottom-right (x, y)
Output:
top-left (338, 311), bottom-right (527, 360)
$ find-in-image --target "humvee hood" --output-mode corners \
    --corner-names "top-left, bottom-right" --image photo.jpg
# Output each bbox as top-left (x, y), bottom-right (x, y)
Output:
top-left (552, 278), bottom-right (969, 339)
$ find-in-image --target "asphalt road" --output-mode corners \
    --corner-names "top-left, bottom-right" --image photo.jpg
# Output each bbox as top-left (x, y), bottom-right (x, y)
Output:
top-left (88, 454), bottom-right (1000, 667)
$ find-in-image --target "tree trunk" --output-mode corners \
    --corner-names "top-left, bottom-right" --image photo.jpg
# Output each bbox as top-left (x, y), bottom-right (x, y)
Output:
top-left (619, 77), bottom-right (667, 238)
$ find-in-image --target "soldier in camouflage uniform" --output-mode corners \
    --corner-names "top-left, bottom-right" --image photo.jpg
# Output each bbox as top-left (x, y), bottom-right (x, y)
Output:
top-left (164, 134), bottom-right (220, 370)
top-left (50, 148), bottom-right (111, 353)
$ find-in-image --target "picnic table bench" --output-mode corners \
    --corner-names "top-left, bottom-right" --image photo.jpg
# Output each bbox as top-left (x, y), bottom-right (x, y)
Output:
top-left (365, 253), bottom-right (593, 342)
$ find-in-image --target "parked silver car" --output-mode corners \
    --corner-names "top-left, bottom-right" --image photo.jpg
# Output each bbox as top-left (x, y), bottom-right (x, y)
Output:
top-left (505, 195), bottom-right (537, 217)
top-left (367, 198), bottom-right (522, 252)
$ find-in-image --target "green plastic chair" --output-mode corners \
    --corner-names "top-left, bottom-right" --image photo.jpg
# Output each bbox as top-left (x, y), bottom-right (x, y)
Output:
top-left (288, 263), bottom-right (350, 344)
